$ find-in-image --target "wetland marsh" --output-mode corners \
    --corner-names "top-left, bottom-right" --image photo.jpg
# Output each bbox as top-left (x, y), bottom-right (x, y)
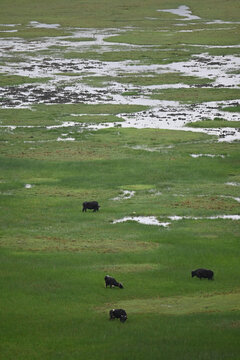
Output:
top-left (0, 1), bottom-right (240, 359)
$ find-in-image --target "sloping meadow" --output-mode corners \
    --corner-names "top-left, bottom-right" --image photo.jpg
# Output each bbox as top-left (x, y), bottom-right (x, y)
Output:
top-left (0, 1), bottom-right (240, 359)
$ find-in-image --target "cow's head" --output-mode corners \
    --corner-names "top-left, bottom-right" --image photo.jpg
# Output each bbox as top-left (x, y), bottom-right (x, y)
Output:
top-left (120, 315), bottom-right (127, 322)
top-left (119, 283), bottom-right (124, 289)
top-left (109, 309), bottom-right (115, 319)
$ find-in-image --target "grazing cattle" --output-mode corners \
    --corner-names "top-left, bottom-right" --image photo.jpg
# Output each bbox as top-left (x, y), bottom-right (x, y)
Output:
top-left (109, 309), bottom-right (127, 323)
top-left (104, 275), bottom-right (124, 289)
top-left (82, 201), bottom-right (100, 212)
top-left (191, 268), bottom-right (214, 280)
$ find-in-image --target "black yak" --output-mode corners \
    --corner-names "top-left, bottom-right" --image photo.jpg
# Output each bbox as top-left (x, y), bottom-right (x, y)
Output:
top-left (191, 268), bottom-right (214, 280)
top-left (104, 275), bottom-right (123, 289)
top-left (82, 201), bottom-right (100, 212)
top-left (109, 309), bottom-right (127, 322)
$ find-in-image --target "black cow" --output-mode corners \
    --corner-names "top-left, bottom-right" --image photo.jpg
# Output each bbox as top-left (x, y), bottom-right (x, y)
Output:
top-left (104, 275), bottom-right (123, 289)
top-left (191, 268), bottom-right (214, 280)
top-left (109, 309), bottom-right (127, 323)
top-left (82, 201), bottom-right (100, 212)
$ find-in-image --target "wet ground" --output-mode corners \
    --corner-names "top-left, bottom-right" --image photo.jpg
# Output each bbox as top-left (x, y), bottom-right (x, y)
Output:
top-left (112, 214), bottom-right (240, 227)
top-left (0, 13), bottom-right (240, 141)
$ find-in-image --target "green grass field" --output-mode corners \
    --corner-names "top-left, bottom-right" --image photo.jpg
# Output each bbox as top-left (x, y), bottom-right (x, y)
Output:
top-left (0, 1), bottom-right (240, 359)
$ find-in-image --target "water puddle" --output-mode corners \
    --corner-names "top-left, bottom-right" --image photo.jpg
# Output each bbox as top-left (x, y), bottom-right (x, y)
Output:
top-left (0, 27), bottom-right (144, 56)
top-left (57, 137), bottom-right (75, 141)
top-left (113, 216), bottom-right (170, 227)
top-left (168, 215), bottom-right (240, 220)
top-left (0, 24), bottom-right (239, 142)
top-left (0, 29), bottom-right (18, 33)
top-left (84, 101), bottom-right (240, 142)
top-left (225, 182), bottom-right (240, 186)
top-left (112, 214), bottom-right (240, 227)
top-left (0, 24), bottom-right (20, 27)
top-left (112, 190), bottom-right (135, 201)
top-left (131, 145), bottom-right (174, 152)
top-left (148, 189), bottom-right (162, 196)
top-left (205, 20), bottom-right (240, 25)
top-left (218, 130), bottom-right (240, 143)
top-left (178, 27), bottom-right (235, 33)
top-left (190, 154), bottom-right (225, 158)
top-left (220, 195), bottom-right (240, 203)
top-left (28, 21), bottom-right (60, 29)
top-left (24, 139), bottom-right (55, 144)
top-left (2, 99), bottom-right (238, 142)
top-left (46, 122), bottom-right (80, 130)
top-left (157, 5), bottom-right (201, 21)
top-left (163, 54), bottom-right (240, 87)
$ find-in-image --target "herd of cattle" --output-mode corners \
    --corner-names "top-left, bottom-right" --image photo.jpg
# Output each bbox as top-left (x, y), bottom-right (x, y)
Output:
top-left (83, 201), bottom-right (214, 323)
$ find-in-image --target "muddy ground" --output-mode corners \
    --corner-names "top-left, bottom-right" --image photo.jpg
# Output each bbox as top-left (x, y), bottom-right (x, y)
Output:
top-left (0, 10), bottom-right (240, 141)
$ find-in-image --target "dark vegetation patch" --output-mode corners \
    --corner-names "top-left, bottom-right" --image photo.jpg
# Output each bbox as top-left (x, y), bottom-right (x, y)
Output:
top-left (187, 118), bottom-right (240, 128)
top-left (83, 73), bottom-right (213, 87)
top-left (173, 196), bottom-right (237, 211)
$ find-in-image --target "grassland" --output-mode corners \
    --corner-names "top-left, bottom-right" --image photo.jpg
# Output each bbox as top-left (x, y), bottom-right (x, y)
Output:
top-left (187, 118), bottom-right (240, 128)
top-left (151, 88), bottom-right (240, 103)
top-left (1, 123), bottom-right (240, 359)
top-left (82, 74), bottom-right (213, 87)
top-left (0, 0), bottom-right (239, 28)
top-left (0, 0), bottom-right (240, 359)
top-left (0, 74), bottom-right (51, 87)
top-left (105, 27), bottom-right (240, 46)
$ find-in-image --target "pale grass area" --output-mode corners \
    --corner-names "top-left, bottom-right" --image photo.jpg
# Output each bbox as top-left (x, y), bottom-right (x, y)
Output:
top-left (0, 236), bottom-right (160, 253)
top-left (19, 185), bottom-right (111, 200)
top-left (97, 292), bottom-right (240, 315)
top-left (93, 263), bottom-right (161, 273)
